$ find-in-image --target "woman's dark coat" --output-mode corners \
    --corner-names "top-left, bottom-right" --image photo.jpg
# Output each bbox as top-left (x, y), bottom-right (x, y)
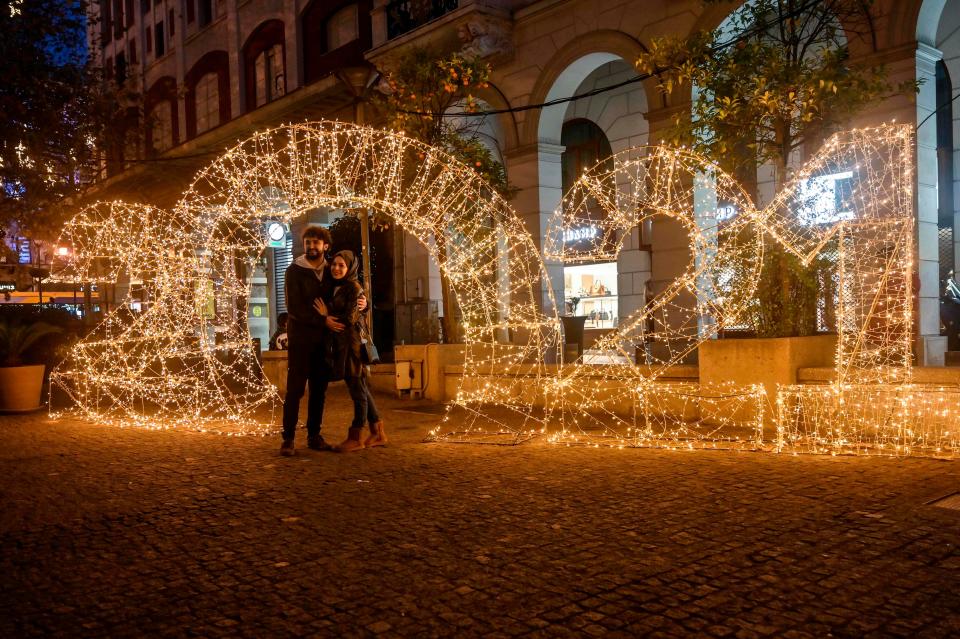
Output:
top-left (325, 251), bottom-right (366, 381)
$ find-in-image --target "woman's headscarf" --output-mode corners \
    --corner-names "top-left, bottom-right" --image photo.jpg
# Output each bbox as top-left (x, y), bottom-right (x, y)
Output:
top-left (332, 250), bottom-right (360, 282)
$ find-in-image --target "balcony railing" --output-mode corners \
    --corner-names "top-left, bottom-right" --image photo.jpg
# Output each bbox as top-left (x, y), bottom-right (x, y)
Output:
top-left (386, 0), bottom-right (459, 40)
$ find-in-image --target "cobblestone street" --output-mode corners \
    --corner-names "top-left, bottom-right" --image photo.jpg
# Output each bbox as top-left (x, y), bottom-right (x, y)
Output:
top-left (1, 386), bottom-right (959, 638)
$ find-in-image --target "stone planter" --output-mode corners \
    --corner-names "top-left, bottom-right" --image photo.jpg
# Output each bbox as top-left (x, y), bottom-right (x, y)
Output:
top-left (699, 335), bottom-right (838, 432)
top-left (0, 364), bottom-right (46, 413)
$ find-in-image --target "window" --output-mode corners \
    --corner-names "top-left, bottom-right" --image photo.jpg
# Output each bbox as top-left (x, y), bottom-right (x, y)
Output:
top-left (115, 52), bottom-right (127, 85)
top-left (112, 0), bottom-right (123, 38)
top-left (169, 9), bottom-right (175, 36)
top-left (325, 4), bottom-right (358, 51)
top-left (125, 0), bottom-right (135, 26)
top-left (141, 0), bottom-right (149, 14)
top-left (302, 1), bottom-right (371, 85)
top-left (150, 101), bottom-right (174, 153)
top-left (145, 26), bottom-right (152, 53)
top-left (186, 51), bottom-right (230, 138)
top-left (254, 43), bottom-right (284, 107)
top-left (796, 171), bottom-right (856, 226)
top-left (243, 20), bottom-right (285, 110)
top-left (101, 0), bottom-right (113, 45)
top-left (186, 0), bottom-right (195, 23)
top-left (194, 72), bottom-right (220, 134)
top-left (129, 37), bottom-right (138, 64)
top-left (155, 22), bottom-right (165, 57)
top-left (198, 0), bottom-right (213, 27)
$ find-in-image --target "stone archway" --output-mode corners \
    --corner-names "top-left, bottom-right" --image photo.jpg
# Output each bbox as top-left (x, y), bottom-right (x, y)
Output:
top-left (523, 35), bottom-right (653, 338)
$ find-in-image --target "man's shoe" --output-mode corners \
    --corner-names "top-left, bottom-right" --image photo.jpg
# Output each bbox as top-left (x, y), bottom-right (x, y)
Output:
top-left (363, 421), bottom-right (388, 448)
top-left (280, 440), bottom-right (296, 457)
top-left (307, 435), bottom-right (332, 451)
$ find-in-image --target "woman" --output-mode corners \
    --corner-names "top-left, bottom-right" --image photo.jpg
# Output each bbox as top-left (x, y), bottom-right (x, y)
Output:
top-left (313, 250), bottom-right (386, 452)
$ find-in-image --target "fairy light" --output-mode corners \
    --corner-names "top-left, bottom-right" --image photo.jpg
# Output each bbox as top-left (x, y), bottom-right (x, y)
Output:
top-left (51, 122), bottom-right (561, 434)
top-left (46, 120), bottom-right (958, 456)
top-left (763, 124), bottom-right (955, 457)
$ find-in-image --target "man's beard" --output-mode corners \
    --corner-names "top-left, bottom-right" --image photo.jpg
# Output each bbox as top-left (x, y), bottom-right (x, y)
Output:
top-left (305, 248), bottom-right (321, 260)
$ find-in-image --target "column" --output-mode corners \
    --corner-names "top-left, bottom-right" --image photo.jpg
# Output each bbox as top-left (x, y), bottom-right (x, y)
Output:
top-left (505, 142), bottom-right (565, 317)
top-left (917, 43), bottom-right (948, 365)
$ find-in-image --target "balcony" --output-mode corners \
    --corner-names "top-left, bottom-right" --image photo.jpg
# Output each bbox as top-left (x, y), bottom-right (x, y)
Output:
top-left (386, 0), bottom-right (460, 40)
top-left (368, 0), bottom-right (512, 67)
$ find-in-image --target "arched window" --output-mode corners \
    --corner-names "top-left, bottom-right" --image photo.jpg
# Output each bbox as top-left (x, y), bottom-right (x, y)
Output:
top-left (561, 119), bottom-right (613, 193)
top-left (144, 77), bottom-right (179, 155)
top-left (150, 101), bottom-right (174, 153)
top-left (195, 73), bottom-right (220, 133)
top-left (326, 4), bottom-right (358, 51)
top-left (302, 1), bottom-right (372, 85)
top-left (185, 51), bottom-right (231, 138)
top-left (243, 20), bottom-right (286, 110)
top-left (255, 44), bottom-right (285, 107)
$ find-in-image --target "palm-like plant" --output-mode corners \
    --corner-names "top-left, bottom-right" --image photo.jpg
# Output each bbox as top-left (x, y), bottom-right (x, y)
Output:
top-left (0, 320), bottom-right (62, 367)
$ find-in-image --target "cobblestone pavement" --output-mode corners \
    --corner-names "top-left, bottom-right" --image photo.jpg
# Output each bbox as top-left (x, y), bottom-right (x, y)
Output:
top-left (1, 386), bottom-right (959, 638)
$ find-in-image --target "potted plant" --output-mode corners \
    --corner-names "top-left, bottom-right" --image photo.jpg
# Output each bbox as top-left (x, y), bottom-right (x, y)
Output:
top-left (0, 319), bottom-right (62, 412)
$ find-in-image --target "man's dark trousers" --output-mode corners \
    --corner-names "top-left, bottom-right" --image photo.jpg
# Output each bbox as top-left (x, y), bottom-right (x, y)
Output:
top-left (282, 331), bottom-right (328, 441)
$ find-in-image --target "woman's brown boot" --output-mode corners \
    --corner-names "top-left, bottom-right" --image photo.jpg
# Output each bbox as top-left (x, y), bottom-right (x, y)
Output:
top-left (337, 428), bottom-right (365, 453)
top-left (364, 421), bottom-right (387, 448)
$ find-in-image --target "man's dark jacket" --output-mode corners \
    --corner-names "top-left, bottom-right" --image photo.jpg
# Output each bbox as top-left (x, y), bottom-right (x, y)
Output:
top-left (284, 259), bottom-right (332, 341)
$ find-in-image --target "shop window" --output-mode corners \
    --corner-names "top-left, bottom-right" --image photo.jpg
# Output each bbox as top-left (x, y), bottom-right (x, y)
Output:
top-left (325, 4), bottom-right (358, 51)
top-left (194, 72), bottom-right (220, 134)
top-left (150, 101), bottom-right (174, 153)
top-left (561, 119), bottom-right (618, 329)
top-left (564, 262), bottom-right (618, 329)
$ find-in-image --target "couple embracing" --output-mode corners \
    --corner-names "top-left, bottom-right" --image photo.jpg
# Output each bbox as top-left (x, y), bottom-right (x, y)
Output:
top-left (280, 225), bottom-right (386, 456)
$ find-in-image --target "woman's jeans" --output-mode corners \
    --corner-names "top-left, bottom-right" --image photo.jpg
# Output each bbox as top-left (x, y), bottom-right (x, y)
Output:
top-left (344, 375), bottom-right (380, 431)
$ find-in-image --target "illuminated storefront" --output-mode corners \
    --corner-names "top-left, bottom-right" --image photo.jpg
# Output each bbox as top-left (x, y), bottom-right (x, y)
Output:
top-left (560, 120), bottom-right (619, 330)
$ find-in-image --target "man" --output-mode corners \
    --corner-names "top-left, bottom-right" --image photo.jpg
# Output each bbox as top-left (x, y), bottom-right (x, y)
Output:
top-left (280, 226), bottom-right (364, 456)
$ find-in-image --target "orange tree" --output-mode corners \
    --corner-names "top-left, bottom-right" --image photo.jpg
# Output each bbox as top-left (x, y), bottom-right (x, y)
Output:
top-left (375, 48), bottom-right (510, 342)
top-left (637, 0), bottom-right (916, 336)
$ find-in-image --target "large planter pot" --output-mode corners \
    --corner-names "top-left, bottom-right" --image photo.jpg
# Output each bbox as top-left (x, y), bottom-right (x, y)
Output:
top-left (699, 335), bottom-right (837, 432)
top-left (0, 364), bottom-right (46, 413)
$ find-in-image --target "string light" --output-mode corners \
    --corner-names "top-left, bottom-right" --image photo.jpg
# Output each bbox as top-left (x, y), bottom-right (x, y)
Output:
top-left (47, 121), bottom-right (957, 457)
top-left (51, 122), bottom-right (561, 434)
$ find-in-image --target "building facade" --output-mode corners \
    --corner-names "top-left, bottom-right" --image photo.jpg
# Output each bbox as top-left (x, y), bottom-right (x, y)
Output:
top-left (85, 0), bottom-right (960, 364)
